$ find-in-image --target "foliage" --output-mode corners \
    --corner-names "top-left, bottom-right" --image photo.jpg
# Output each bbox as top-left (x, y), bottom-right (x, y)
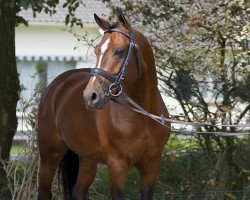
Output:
top-left (4, 135), bottom-right (250, 199)
top-left (161, 136), bottom-right (250, 194)
top-left (16, 0), bottom-right (85, 26)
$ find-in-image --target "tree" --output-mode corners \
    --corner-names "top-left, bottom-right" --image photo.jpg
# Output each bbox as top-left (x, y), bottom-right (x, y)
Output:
top-left (0, 0), bottom-right (84, 194)
top-left (0, 1), bottom-right (20, 191)
top-left (103, 0), bottom-right (250, 192)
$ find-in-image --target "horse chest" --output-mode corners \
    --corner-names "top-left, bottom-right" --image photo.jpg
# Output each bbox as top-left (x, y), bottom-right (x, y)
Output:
top-left (97, 126), bottom-right (160, 164)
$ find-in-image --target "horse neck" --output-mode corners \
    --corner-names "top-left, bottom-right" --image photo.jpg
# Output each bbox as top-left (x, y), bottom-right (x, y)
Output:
top-left (134, 65), bottom-right (158, 112)
top-left (105, 33), bottom-right (159, 126)
top-left (131, 32), bottom-right (158, 111)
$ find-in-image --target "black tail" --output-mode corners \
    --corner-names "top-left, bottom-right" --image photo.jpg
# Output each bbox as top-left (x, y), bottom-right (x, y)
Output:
top-left (58, 149), bottom-right (79, 200)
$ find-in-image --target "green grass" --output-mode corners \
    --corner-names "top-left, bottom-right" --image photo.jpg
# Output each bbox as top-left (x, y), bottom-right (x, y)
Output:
top-left (11, 145), bottom-right (24, 154)
top-left (10, 142), bottom-right (31, 155)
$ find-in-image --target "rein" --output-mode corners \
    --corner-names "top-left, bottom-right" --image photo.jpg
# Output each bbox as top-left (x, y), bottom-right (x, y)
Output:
top-left (111, 93), bottom-right (250, 130)
top-left (90, 28), bottom-right (250, 132)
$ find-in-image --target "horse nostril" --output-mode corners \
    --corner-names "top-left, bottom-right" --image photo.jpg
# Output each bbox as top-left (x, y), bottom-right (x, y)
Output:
top-left (91, 92), bottom-right (98, 101)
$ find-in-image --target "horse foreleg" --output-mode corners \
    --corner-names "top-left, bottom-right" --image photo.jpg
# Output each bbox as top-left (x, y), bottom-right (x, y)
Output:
top-left (107, 157), bottom-right (129, 200)
top-left (72, 157), bottom-right (98, 200)
top-left (138, 156), bottom-right (161, 200)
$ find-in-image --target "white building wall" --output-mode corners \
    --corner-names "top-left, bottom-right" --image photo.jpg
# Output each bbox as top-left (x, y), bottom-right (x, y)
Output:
top-left (16, 23), bottom-right (100, 59)
top-left (15, 23), bottom-right (101, 137)
top-left (15, 23), bottom-right (100, 101)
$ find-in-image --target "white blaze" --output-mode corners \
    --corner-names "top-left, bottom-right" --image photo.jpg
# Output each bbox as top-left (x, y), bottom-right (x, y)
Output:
top-left (91, 38), bottom-right (110, 83)
top-left (97, 38), bottom-right (110, 68)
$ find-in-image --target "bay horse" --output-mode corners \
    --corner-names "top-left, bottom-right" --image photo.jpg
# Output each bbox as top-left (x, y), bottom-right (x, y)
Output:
top-left (38, 11), bottom-right (170, 200)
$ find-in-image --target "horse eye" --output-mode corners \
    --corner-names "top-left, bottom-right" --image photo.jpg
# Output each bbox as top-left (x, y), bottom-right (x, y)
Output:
top-left (113, 48), bottom-right (125, 57)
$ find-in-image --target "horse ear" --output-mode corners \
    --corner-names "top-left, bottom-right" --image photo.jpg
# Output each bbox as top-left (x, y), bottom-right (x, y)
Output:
top-left (94, 14), bottom-right (110, 31)
top-left (116, 10), bottom-right (132, 30)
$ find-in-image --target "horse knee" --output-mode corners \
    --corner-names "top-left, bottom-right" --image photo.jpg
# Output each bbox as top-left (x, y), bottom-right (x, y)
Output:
top-left (107, 158), bottom-right (129, 200)
top-left (138, 157), bottom-right (161, 200)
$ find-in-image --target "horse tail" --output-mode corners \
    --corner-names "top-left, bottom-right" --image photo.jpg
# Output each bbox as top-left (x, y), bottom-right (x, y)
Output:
top-left (58, 149), bottom-right (79, 200)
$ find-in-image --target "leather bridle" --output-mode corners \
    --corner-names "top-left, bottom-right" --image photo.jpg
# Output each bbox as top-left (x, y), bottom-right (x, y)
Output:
top-left (90, 28), bottom-right (171, 129)
top-left (91, 28), bottom-right (140, 98)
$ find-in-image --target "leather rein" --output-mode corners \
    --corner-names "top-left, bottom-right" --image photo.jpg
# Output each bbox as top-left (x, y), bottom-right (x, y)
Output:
top-left (90, 28), bottom-right (250, 131)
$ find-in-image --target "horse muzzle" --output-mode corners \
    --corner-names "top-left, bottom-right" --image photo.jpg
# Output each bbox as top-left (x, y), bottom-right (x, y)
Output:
top-left (83, 88), bottom-right (107, 110)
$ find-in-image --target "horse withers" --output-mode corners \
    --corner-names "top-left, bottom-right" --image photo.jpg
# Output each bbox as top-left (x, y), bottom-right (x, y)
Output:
top-left (38, 11), bottom-right (171, 200)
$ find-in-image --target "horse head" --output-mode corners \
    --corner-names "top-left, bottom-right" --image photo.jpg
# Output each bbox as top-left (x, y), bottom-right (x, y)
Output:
top-left (83, 11), bottom-right (142, 110)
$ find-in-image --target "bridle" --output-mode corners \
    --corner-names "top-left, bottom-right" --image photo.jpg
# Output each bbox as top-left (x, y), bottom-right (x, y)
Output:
top-left (90, 28), bottom-right (170, 129)
top-left (91, 28), bottom-right (140, 98)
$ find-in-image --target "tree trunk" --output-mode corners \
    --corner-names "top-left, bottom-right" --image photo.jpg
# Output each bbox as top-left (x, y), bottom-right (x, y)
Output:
top-left (0, 0), bottom-right (19, 193)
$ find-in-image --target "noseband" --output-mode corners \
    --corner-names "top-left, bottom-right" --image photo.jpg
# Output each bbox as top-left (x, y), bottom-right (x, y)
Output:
top-left (91, 28), bottom-right (140, 98)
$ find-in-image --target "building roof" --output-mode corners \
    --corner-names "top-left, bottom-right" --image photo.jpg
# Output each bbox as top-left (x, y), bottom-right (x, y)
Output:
top-left (18, 0), bottom-right (109, 25)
